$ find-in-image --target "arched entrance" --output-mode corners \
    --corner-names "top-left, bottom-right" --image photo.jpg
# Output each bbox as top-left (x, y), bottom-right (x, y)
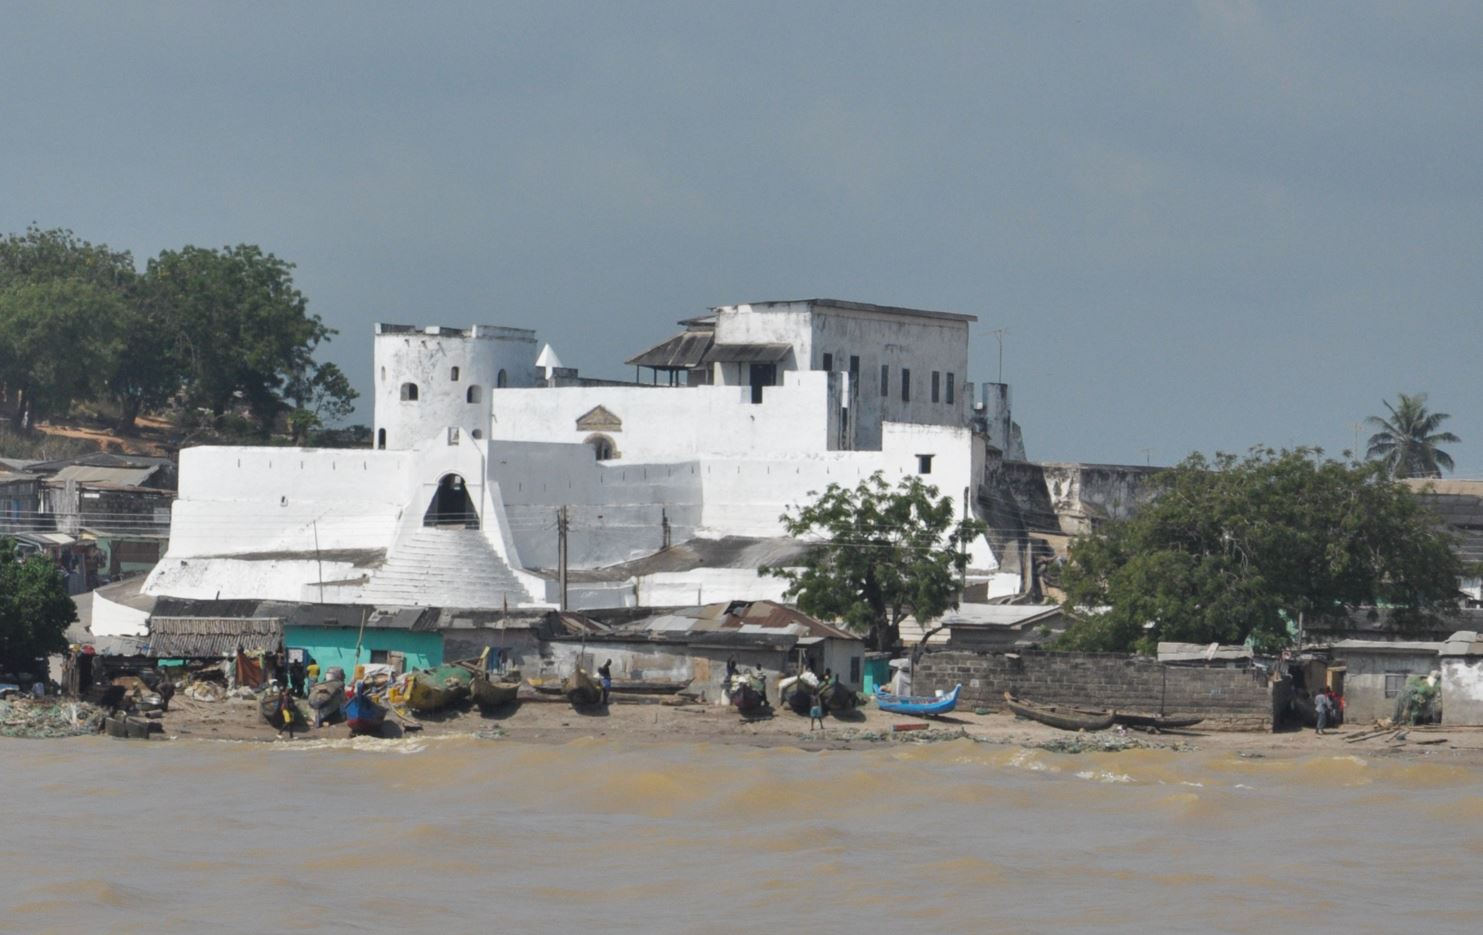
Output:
top-left (423, 474), bottom-right (479, 528)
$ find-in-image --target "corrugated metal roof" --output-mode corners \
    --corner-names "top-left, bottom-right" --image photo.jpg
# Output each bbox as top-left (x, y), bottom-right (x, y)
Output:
top-left (699, 342), bottom-right (793, 364)
top-left (49, 465), bottom-right (159, 487)
top-left (625, 330), bottom-right (715, 369)
top-left (147, 617), bottom-right (283, 656)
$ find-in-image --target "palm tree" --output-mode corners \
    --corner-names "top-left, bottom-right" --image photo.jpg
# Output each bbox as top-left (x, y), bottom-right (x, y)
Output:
top-left (1365, 393), bottom-right (1460, 478)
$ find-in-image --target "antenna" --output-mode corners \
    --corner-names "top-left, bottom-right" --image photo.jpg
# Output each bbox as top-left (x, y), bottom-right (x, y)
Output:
top-left (988, 328), bottom-right (1008, 384)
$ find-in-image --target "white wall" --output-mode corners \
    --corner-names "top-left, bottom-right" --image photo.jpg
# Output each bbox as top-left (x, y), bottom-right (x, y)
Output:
top-left (373, 324), bottom-right (538, 451)
top-left (493, 370), bottom-right (834, 460)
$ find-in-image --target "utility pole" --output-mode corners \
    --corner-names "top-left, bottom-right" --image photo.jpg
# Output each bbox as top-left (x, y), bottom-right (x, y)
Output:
top-left (661, 507), bottom-right (671, 551)
top-left (557, 506), bottom-right (569, 612)
top-left (312, 520), bottom-right (324, 603)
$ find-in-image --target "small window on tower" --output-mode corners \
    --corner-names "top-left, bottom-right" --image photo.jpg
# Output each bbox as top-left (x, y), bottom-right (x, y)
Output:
top-left (400, 382), bottom-right (419, 401)
top-left (450, 366), bottom-right (460, 381)
top-left (901, 369), bottom-right (911, 402)
top-left (931, 371), bottom-right (941, 403)
top-left (946, 373), bottom-right (955, 405)
top-left (880, 364), bottom-right (889, 397)
top-left (917, 454), bottom-right (933, 475)
top-left (822, 353), bottom-right (834, 372)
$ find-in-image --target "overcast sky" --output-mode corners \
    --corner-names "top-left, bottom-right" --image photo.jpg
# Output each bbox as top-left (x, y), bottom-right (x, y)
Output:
top-left (4, 2), bottom-right (1479, 472)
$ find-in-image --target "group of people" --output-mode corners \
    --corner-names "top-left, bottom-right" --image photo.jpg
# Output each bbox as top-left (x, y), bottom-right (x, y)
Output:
top-left (1313, 686), bottom-right (1344, 735)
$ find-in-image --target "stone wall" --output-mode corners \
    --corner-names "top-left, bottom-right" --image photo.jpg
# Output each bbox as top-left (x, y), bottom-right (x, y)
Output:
top-left (914, 650), bottom-right (1275, 730)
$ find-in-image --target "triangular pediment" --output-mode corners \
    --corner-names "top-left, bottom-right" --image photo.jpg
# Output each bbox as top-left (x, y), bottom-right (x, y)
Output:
top-left (576, 405), bottom-right (622, 432)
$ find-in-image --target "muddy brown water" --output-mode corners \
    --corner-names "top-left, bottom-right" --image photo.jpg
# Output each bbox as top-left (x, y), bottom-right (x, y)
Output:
top-left (3, 735), bottom-right (1479, 933)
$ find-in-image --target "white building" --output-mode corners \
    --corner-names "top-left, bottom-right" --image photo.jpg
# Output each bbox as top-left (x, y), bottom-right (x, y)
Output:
top-left (133, 299), bottom-right (1022, 625)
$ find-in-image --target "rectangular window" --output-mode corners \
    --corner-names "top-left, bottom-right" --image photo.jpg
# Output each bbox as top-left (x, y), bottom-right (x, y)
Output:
top-left (931, 371), bottom-right (941, 403)
top-left (1384, 673), bottom-right (1408, 698)
top-left (370, 649), bottom-right (389, 664)
top-left (901, 368), bottom-right (911, 402)
top-left (849, 657), bottom-right (861, 684)
top-left (821, 352), bottom-right (834, 372)
top-left (849, 355), bottom-right (860, 376)
top-left (917, 454), bottom-right (933, 474)
top-left (946, 373), bottom-right (955, 405)
top-left (880, 364), bottom-right (889, 397)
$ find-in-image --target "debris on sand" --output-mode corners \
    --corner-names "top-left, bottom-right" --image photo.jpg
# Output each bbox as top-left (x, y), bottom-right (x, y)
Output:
top-left (0, 698), bottom-right (106, 738)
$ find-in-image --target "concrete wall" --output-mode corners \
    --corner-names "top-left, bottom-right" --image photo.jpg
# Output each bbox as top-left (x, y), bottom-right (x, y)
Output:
top-left (540, 639), bottom-right (783, 705)
top-left (1441, 658), bottom-right (1483, 725)
top-left (912, 651), bottom-right (1275, 730)
top-left (1336, 649), bottom-right (1441, 724)
top-left (282, 625), bottom-right (443, 677)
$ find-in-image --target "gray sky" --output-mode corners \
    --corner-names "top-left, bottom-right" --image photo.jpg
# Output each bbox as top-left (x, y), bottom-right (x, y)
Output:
top-left (4, 2), bottom-right (1480, 472)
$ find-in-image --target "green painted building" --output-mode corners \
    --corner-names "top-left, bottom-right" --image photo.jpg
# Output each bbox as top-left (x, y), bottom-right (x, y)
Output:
top-left (282, 606), bottom-right (443, 677)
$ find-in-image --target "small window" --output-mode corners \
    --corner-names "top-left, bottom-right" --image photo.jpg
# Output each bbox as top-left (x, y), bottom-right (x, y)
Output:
top-left (1384, 673), bottom-right (1408, 698)
top-left (450, 366), bottom-right (460, 381)
top-left (822, 353), bottom-right (834, 372)
top-left (370, 649), bottom-right (389, 664)
top-left (931, 371), bottom-right (941, 403)
top-left (496, 369), bottom-right (508, 388)
top-left (466, 385), bottom-right (482, 403)
top-left (849, 657), bottom-right (860, 684)
top-left (917, 454), bottom-right (933, 474)
top-left (901, 368), bottom-right (911, 402)
top-left (448, 427), bottom-right (460, 445)
top-left (880, 364), bottom-right (889, 397)
top-left (849, 355), bottom-right (859, 376)
top-left (400, 382), bottom-right (419, 401)
top-left (471, 429), bottom-right (483, 440)
top-left (377, 428), bottom-right (386, 449)
top-left (946, 373), bottom-right (955, 405)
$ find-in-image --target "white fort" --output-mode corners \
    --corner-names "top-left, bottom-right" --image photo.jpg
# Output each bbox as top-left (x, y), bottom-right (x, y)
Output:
top-left (141, 299), bottom-right (1023, 616)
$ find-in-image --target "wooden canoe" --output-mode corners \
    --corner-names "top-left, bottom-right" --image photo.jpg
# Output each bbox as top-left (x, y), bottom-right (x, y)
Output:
top-left (1110, 711), bottom-right (1203, 730)
top-left (563, 668), bottom-right (604, 707)
top-left (344, 684), bottom-right (388, 736)
top-left (1003, 692), bottom-right (1115, 732)
top-left (819, 681), bottom-right (859, 714)
top-left (406, 664), bottom-right (475, 713)
top-left (876, 683), bottom-right (962, 717)
top-left (471, 673), bottom-right (520, 709)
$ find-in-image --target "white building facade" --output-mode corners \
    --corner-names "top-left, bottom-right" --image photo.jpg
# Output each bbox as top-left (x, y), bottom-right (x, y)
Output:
top-left (142, 298), bottom-right (1020, 615)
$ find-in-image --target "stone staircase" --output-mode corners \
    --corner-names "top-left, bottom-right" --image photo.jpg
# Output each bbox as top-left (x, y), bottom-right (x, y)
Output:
top-left (357, 527), bottom-right (533, 608)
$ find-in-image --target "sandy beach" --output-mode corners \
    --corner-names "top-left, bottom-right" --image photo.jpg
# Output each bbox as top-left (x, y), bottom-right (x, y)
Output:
top-left (127, 689), bottom-right (1483, 764)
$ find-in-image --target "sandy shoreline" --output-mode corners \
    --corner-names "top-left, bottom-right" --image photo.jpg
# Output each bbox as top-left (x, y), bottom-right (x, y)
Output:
top-left (119, 691), bottom-right (1483, 763)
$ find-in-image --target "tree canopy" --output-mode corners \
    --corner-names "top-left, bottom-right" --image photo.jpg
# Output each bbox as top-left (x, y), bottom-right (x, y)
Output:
top-left (1056, 447), bottom-right (1467, 654)
top-left (0, 538), bottom-right (77, 672)
top-left (0, 225), bottom-right (356, 438)
top-left (1366, 392), bottom-right (1459, 479)
top-left (763, 472), bottom-right (984, 652)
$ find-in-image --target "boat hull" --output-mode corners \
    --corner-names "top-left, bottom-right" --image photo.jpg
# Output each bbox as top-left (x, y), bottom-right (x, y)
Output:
top-left (563, 669), bottom-right (603, 707)
top-left (1003, 693), bottom-right (1115, 732)
top-left (344, 690), bottom-right (387, 736)
top-left (471, 674), bottom-right (520, 709)
top-left (875, 683), bottom-right (962, 717)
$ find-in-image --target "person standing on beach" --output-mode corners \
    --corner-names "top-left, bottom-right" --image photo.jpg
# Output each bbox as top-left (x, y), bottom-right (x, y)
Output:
top-left (598, 659), bottom-right (612, 705)
top-left (1314, 689), bottom-right (1334, 735)
top-left (809, 690), bottom-right (825, 730)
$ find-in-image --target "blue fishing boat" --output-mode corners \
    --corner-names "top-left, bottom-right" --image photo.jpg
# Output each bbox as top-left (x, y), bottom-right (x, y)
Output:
top-left (344, 682), bottom-right (388, 736)
top-left (874, 683), bottom-right (962, 717)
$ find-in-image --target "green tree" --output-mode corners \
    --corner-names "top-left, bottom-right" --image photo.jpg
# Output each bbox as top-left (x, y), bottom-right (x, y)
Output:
top-left (1057, 448), bottom-right (1466, 654)
top-left (284, 361), bottom-right (359, 444)
top-left (0, 538), bottom-right (77, 670)
top-left (763, 472), bottom-right (985, 651)
top-left (145, 245), bottom-right (332, 433)
top-left (1366, 392), bottom-right (1460, 479)
top-left (0, 227), bottom-right (134, 429)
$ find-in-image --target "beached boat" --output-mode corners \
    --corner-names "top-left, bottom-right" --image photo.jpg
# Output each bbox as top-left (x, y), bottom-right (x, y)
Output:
top-left (534, 676), bottom-right (691, 696)
top-left (819, 681), bottom-right (859, 714)
top-left (780, 671), bottom-right (820, 714)
top-left (729, 679), bottom-right (770, 716)
top-left (345, 683), bottom-right (388, 736)
top-left (1003, 692), bottom-right (1115, 732)
top-left (875, 683), bottom-right (962, 717)
top-left (563, 668), bottom-right (604, 707)
top-left (406, 663), bottom-right (475, 713)
top-left (307, 679), bottom-right (346, 725)
top-left (471, 671), bottom-right (521, 709)
top-left (1110, 711), bottom-right (1203, 730)
top-left (260, 690), bottom-right (308, 732)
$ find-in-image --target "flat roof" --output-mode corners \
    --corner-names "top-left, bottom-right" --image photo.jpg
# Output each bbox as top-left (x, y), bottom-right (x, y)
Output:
top-left (712, 298), bottom-right (977, 324)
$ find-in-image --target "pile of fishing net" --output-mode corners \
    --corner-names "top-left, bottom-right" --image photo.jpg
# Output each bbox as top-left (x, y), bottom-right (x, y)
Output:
top-left (1393, 675), bottom-right (1441, 725)
top-left (0, 697), bottom-right (106, 738)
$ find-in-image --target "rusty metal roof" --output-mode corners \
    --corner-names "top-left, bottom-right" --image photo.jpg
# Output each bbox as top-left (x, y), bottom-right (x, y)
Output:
top-left (147, 617), bottom-right (283, 656)
top-left (626, 329), bottom-right (716, 369)
top-left (699, 342), bottom-right (793, 364)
